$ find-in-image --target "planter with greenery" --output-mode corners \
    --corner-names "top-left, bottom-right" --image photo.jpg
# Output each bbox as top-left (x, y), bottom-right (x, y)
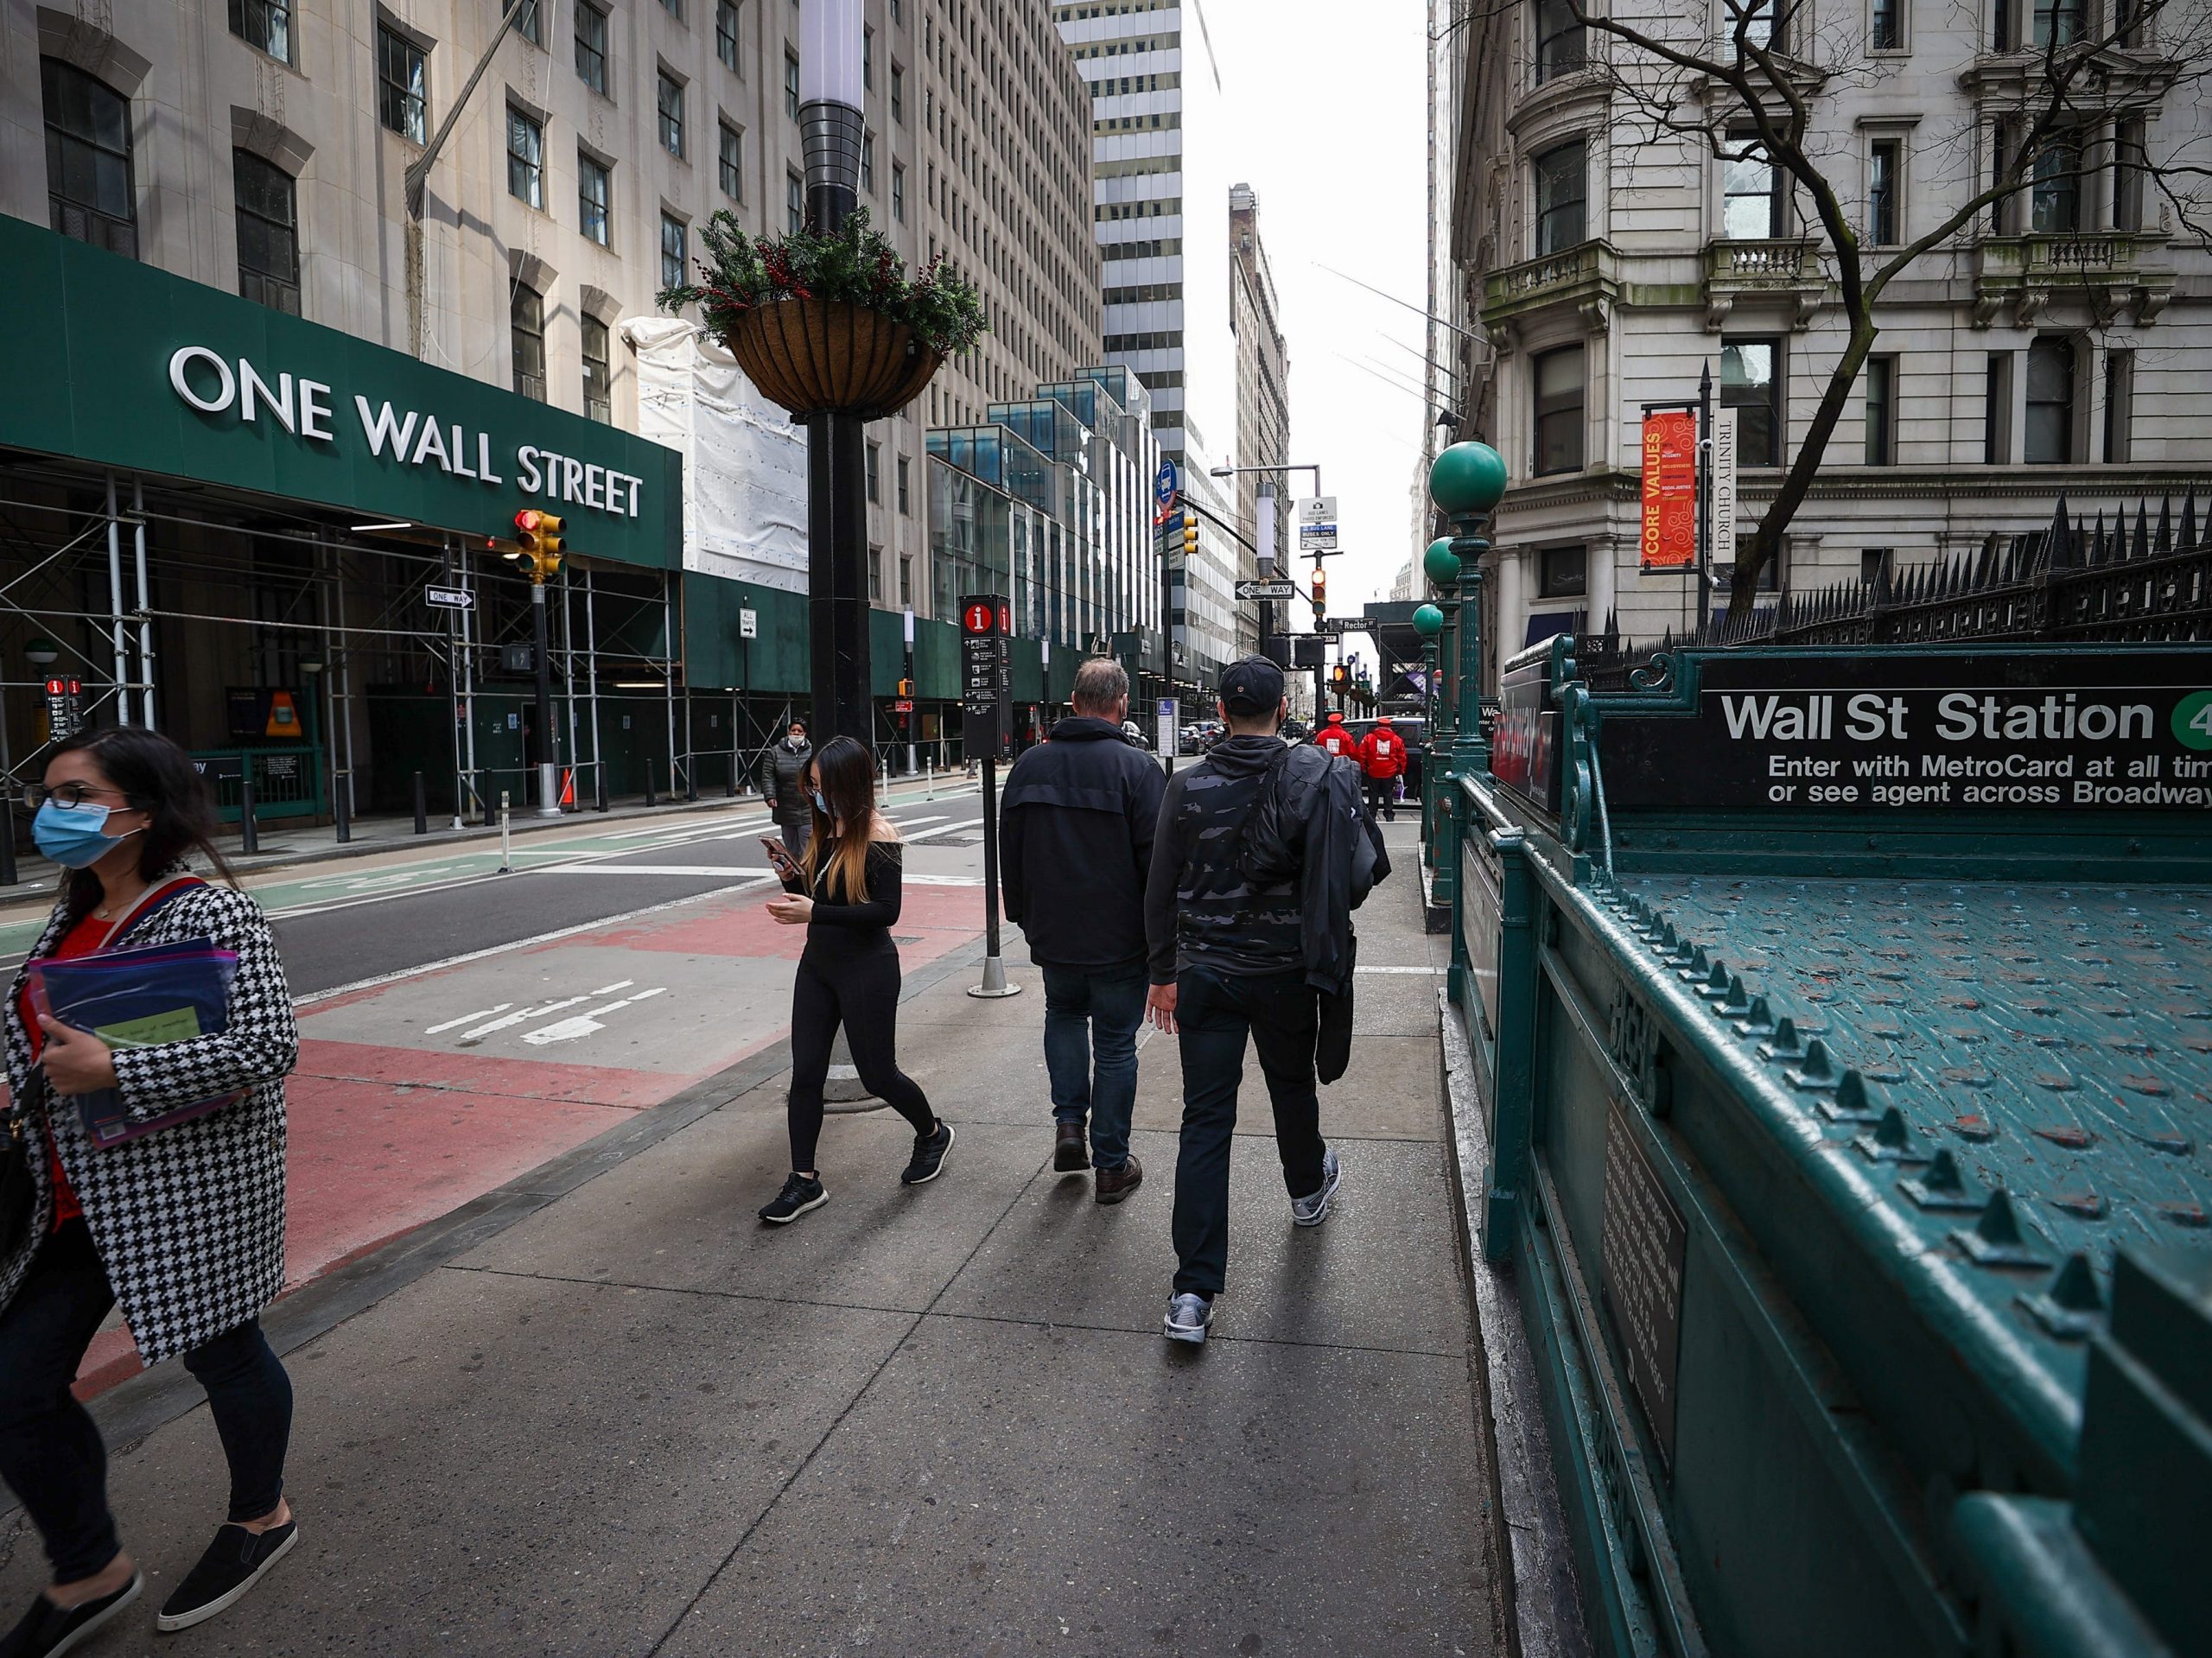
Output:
top-left (658, 208), bottom-right (987, 422)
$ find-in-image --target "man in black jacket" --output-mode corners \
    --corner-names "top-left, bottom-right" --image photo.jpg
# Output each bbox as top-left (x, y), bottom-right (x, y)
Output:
top-left (1145, 657), bottom-right (1364, 1346)
top-left (1000, 659), bottom-right (1166, 1203)
top-left (757, 719), bottom-right (813, 860)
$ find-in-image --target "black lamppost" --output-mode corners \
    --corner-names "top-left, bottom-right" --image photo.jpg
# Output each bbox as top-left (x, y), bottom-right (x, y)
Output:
top-left (798, 0), bottom-right (871, 746)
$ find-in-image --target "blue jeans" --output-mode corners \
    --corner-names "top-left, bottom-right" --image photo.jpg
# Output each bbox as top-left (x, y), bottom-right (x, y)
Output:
top-left (1040, 962), bottom-right (1148, 1171)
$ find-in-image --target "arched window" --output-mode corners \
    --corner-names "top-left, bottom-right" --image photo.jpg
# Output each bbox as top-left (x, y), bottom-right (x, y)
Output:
top-left (42, 58), bottom-right (137, 257)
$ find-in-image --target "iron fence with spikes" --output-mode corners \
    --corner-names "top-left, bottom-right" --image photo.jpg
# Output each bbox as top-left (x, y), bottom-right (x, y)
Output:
top-left (1580, 492), bottom-right (2212, 689)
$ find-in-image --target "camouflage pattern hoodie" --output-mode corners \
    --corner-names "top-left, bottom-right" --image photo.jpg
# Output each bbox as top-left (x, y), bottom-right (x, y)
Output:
top-left (1144, 734), bottom-right (1305, 986)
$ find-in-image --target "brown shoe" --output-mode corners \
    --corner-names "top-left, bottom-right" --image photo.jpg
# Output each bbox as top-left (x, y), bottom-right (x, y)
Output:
top-left (1053, 1118), bottom-right (1090, 1173)
top-left (1094, 1153), bottom-right (1144, 1205)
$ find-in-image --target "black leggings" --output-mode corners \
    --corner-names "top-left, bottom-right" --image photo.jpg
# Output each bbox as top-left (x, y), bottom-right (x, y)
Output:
top-left (786, 939), bottom-right (936, 1171)
top-left (0, 1218), bottom-right (292, 1581)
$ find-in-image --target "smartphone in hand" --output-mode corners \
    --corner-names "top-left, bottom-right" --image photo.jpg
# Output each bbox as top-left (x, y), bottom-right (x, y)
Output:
top-left (761, 836), bottom-right (796, 874)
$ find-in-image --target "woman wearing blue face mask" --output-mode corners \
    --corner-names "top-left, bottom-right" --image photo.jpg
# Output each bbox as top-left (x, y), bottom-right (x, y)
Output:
top-left (0, 727), bottom-right (301, 1656)
top-left (756, 735), bottom-right (951, 1223)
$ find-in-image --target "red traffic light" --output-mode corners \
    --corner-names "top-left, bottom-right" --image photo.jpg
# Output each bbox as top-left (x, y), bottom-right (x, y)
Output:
top-left (516, 508), bottom-right (546, 534)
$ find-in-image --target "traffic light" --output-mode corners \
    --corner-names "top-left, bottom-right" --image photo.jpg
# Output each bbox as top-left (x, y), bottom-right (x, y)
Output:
top-left (1182, 519), bottom-right (1198, 559)
top-left (512, 509), bottom-right (566, 580)
top-left (1311, 564), bottom-right (1327, 621)
top-left (896, 677), bottom-right (915, 698)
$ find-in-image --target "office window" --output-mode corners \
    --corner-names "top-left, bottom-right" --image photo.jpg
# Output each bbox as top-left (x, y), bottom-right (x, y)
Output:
top-left (892, 161), bottom-right (906, 221)
top-left (1984, 353), bottom-right (2013, 464)
top-left (232, 149), bottom-right (299, 314)
top-left (1538, 544), bottom-right (1586, 599)
top-left (377, 24), bottom-right (428, 143)
top-left (515, 0), bottom-right (542, 45)
top-left (507, 105), bottom-right (544, 208)
top-left (2024, 337), bottom-right (2074, 464)
top-left (2031, 0), bottom-right (2082, 45)
top-left (861, 133), bottom-right (875, 194)
top-left (891, 65), bottom-right (904, 123)
top-left (2113, 119), bottom-right (2145, 231)
top-left (512, 282), bottom-right (546, 400)
top-left (1723, 135), bottom-right (1781, 238)
top-left (717, 0), bottom-right (741, 68)
top-left (718, 122), bottom-right (743, 198)
top-left (575, 0), bottom-right (608, 92)
top-left (899, 555), bottom-right (913, 608)
top-left (868, 545), bottom-right (883, 602)
top-left (661, 213), bottom-right (687, 289)
top-left (1863, 354), bottom-right (1896, 465)
top-left (1532, 138), bottom-right (1586, 255)
top-left (578, 150), bottom-right (610, 244)
top-left (661, 0), bottom-right (681, 18)
top-left (897, 455), bottom-right (912, 514)
top-left (1722, 336), bottom-right (1782, 467)
top-left (1868, 139), bottom-right (1900, 245)
top-left (1859, 549), bottom-right (1894, 585)
top-left (787, 168), bottom-right (804, 234)
top-left (1533, 0), bottom-right (1586, 81)
top-left (582, 314), bottom-right (613, 422)
top-left (1871, 0), bottom-right (1902, 46)
top-left (785, 50), bottom-right (800, 118)
top-left (41, 59), bottom-right (137, 257)
top-left (228, 0), bottom-right (293, 63)
top-left (2031, 143), bottom-right (2079, 232)
top-left (866, 441), bottom-right (881, 503)
top-left (1736, 0), bottom-right (1783, 46)
top-left (864, 27), bottom-right (874, 87)
top-left (1531, 344), bottom-right (1585, 475)
top-left (2104, 350), bottom-right (2133, 462)
top-left (658, 71), bottom-right (685, 156)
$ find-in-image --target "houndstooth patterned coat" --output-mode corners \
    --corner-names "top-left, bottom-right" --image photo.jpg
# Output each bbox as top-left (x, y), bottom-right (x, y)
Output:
top-left (1, 872), bottom-right (296, 1367)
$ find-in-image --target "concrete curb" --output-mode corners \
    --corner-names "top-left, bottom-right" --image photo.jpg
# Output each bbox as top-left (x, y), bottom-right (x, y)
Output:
top-left (49, 934), bottom-right (992, 1473)
top-left (1420, 856), bottom-right (1452, 934)
top-left (1436, 986), bottom-right (1592, 1658)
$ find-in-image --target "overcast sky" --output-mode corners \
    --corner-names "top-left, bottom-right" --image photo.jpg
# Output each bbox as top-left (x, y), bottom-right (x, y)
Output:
top-left (1205, 0), bottom-right (1433, 625)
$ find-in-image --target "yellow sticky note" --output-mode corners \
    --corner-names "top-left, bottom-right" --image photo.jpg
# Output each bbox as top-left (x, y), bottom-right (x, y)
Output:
top-left (94, 1007), bottom-right (202, 1049)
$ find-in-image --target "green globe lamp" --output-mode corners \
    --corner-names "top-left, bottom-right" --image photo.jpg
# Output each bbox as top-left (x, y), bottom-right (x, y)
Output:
top-left (1412, 603), bottom-right (1445, 638)
top-left (1423, 538), bottom-right (1461, 591)
top-left (1428, 441), bottom-right (1508, 530)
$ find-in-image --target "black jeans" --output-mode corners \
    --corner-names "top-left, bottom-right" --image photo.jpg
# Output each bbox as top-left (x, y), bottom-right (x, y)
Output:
top-left (1171, 966), bottom-right (1328, 1299)
top-left (0, 1219), bottom-right (293, 1581)
top-left (786, 938), bottom-right (936, 1172)
top-left (1364, 773), bottom-right (1397, 820)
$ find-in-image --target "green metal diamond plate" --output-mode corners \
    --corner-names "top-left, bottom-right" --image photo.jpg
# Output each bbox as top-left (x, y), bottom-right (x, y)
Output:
top-left (1604, 875), bottom-right (2212, 1377)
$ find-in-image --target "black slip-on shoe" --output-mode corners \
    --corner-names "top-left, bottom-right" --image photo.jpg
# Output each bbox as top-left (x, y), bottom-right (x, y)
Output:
top-left (156, 1522), bottom-right (296, 1633)
top-left (902, 1120), bottom-right (956, 1185)
top-left (0, 1573), bottom-right (142, 1658)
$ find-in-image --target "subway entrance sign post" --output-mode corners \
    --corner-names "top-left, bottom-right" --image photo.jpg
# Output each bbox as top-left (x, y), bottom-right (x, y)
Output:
top-left (963, 594), bottom-right (1020, 1001)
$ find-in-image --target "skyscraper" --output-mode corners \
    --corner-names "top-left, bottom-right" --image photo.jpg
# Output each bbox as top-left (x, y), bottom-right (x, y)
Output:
top-left (1054, 0), bottom-right (1239, 687)
top-left (1230, 182), bottom-right (1290, 656)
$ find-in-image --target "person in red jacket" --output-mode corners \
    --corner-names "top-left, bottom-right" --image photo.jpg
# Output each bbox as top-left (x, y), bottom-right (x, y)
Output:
top-left (1357, 716), bottom-right (1408, 822)
top-left (1314, 711), bottom-right (1357, 761)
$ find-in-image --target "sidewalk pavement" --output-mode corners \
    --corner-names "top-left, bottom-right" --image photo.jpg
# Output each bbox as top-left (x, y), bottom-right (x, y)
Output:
top-left (0, 823), bottom-right (1503, 1656)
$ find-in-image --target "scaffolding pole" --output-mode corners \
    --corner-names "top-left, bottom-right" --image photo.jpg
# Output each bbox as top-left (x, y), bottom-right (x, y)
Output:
top-left (132, 477), bottom-right (153, 727)
top-left (663, 573), bottom-right (677, 800)
top-left (105, 473), bottom-right (129, 726)
top-left (561, 562), bottom-right (578, 809)
top-left (585, 564), bottom-right (603, 801)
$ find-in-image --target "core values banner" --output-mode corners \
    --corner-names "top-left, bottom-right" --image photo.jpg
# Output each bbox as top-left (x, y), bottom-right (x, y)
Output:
top-left (1598, 651), bottom-right (2212, 812)
top-left (1638, 412), bottom-right (1697, 571)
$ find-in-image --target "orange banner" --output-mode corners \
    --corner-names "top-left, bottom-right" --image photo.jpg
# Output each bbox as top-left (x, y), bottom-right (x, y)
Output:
top-left (1639, 412), bottom-right (1698, 570)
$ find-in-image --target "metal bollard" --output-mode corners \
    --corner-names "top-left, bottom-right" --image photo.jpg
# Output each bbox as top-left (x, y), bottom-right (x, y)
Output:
top-left (724, 754), bottom-right (737, 799)
top-left (0, 795), bottom-right (16, 887)
top-left (645, 762), bottom-right (658, 809)
top-left (334, 772), bottom-right (352, 844)
top-left (499, 790), bottom-right (512, 873)
top-left (413, 771), bottom-right (429, 835)
top-left (595, 765), bottom-right (609, 813)
top-left (925, 759), bottom-right (934, 801)
top-left (239, 775), bottom-right (261, 854)
top-left (685, 760), bottom-right (698, 804)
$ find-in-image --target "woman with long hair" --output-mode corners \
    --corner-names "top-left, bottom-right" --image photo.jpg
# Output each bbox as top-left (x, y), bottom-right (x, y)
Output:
top-left (757, 735), bottom-right (952, 1223)
top-left (0, 727), bottom-right (301, 1656)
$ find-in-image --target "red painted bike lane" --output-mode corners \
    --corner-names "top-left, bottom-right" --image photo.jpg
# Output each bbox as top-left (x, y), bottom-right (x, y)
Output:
top-left (66, 882), bottom-right (983, 1395)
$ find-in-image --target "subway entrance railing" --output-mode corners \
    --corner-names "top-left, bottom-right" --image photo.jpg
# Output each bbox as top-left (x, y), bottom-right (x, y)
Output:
top-left (1446, 625), bottom-right (2209, 1658)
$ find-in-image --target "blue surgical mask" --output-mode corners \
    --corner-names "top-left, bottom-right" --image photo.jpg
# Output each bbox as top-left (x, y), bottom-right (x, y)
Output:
top-left (811, 790), bottom-right (829, 815)
top-left (32, 800), bottom-right (139, 869)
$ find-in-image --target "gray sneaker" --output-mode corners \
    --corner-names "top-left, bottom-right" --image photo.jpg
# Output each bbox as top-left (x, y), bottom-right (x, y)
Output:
top-left (1290, 1147), bottom-right (1342, 1227)
top-left (1163, 1293), bottom-right (1214, 1344)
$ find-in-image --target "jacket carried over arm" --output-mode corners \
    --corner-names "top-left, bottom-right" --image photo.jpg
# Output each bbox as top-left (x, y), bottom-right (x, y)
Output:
top-left (1245, 746), bottom-right (1389, 999)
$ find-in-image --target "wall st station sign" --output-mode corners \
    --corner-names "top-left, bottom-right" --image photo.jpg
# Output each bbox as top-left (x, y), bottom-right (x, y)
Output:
top-left (0, 216), bottom-right (680, 569)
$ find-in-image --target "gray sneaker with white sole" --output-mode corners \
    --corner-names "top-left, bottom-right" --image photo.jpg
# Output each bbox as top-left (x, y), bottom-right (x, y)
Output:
top-left (1290, 1147), bottom-right (1342, 1227)
top-left (1162, 1293), bottom-right (1214, 1344)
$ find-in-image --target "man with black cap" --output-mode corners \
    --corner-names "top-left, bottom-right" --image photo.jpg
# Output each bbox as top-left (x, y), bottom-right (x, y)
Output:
top-left (1144, 656), bottom-right (1377, 1345)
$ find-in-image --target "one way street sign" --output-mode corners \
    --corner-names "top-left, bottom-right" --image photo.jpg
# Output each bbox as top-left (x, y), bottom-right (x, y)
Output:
top-left (1235, 580), bottom-right (1299, 600)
